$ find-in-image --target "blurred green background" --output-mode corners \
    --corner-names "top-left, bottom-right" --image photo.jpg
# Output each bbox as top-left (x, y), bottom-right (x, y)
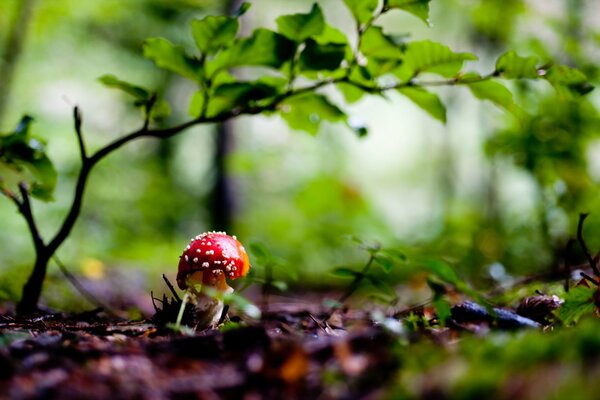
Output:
top-left (0, 0), bottom-right (599, 313)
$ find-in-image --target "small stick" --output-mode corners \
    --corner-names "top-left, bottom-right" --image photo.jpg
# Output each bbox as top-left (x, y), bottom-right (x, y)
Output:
top-left (53, 255), bottom-right (120, 318)
top-left (162, 274), bottom-right (182, 302)
top-left (73, 107), bottom-right (87, 160)
top-left (217, 305), bottom-right (230, 325)
top-left (580, 272), bottom-right (600, 287)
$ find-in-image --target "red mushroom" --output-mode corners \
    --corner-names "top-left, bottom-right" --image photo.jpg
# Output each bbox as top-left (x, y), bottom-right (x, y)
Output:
top-left (176, 232), bottom-right (250, 326)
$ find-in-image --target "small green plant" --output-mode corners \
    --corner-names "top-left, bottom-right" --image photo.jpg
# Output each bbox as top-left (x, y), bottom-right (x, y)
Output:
top-left (0, 0), bottom-right (593, 314)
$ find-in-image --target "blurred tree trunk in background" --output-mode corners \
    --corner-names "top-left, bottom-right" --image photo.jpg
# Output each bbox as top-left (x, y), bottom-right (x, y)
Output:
top-left (208, 0), bottom-right (243, 233)
top-left (0, 0), bottom-right (36, 129)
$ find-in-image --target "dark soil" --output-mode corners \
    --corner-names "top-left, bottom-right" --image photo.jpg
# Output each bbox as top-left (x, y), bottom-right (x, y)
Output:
top-left (0, 304), bottom-right (401, 400)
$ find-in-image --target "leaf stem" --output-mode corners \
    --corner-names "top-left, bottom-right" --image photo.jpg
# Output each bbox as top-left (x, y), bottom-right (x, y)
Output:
top-left (338, 253), bottom-right (376, 304)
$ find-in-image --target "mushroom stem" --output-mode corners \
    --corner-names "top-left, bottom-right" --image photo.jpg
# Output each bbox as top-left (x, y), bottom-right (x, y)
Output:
top-left (186, 271), bottom-right (233, 328)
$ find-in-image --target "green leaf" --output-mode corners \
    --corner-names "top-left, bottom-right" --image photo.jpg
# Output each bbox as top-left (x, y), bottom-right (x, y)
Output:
top-left (0, 116), bottom-right (57, 201)
top-left (337, 82), bottom-right (366, 103)
top-left (235, 2), bottom-right (251, 16)
top-left (143, 38), bottom-right (202, 82)
top-left (365, 275), bottom-right (398, 299)
top-left (360, 26), bottom-right (403, 59)
top-left (249, 242), bottom-right (273, 265)
top-left (98, 74), bottom-right (150, 100)
top-left (422, 258), bottom-right (459, 285)
top-left (374, 254), bottom-right (395, 272)
top-left (313, 24), bottom-right (348, 45)
top-left (432, 296), bottom-right (452, 324)
top-left (384, 0), bottom-right (431, 26)
top-left (558, 286), bottom-right (596, 325)
top-left (331, 266), bottom-right (360, 278)
top-left (209, 81), bottom-right (279, 116)
top-left (276, 3), bottom-right (325, 42)
top-left (343, 0), bottom-right (379, 25)
top-left (300, 39), bottom-right (346, 71)
top-left (544, 65), bottom-right (594, 96)
top-left (149, 98), bottom-right (171, 121)
top-left (191, 15), bottom-right (239, 55)
top-left (279, 93), bottom-right (346, 135)
top-left (188, 91), bottom-right (205, 117)
top-left (398, 86), bottom-right (446, 123)
top-left (495, 51), bottom-right (539, 79)
top-left (208, 29), bottom-right (295, 74)
top-left (395, 40), bottom-right (477, 80)
top-left (465, 74), bottom-right (524, 118)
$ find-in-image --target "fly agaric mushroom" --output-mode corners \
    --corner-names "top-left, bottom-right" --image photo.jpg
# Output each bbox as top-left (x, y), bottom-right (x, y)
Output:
top-left (176, 232), bottom-right (250, 327)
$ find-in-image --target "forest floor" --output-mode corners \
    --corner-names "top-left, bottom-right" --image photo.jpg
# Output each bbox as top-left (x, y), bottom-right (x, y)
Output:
top-left (1, 288), bottom-right (600, 400)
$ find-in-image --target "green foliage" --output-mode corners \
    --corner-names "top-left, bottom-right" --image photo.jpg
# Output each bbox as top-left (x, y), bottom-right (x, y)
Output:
top-left (0, 117), bottom-right (57, 201)
top-left (557, 285), bottom-right (597, 325)
top-left (545, 65), bottom-right (594, 96)
top-left (208, 29), bottom-right (295, 73)
top-left (495, 51), bottom-right (539, 79)
top-left (191, 16), bottom-right (240, 56)
top-left (343, 0), bottom-right (379, 25)
top-left (395, 40), bottom-right (477, 80)
top-left (398, 87), bottom-right (446, 123)
top-left (98, 74), bottom-right (171, 120)
top-left (133, 0), bottom-right (592, 139)
top-left (300, 39), bottom-right (346, 72)
top-left (384, 0), bottom-right (431, 25)
top-left (464, 75), bottom-right (523, 117)
top-left (280, 93), bottom-right (345, 136)
top-left (143, 38), bottom-right (203, 82)
top-left (276, 3), bottom-right (325, 43)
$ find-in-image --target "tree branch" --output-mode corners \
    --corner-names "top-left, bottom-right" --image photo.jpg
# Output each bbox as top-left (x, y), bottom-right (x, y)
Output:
top-left (73, 107), bottom-right (87, 161)
top-left (17, 182), bottom-right (44, 252)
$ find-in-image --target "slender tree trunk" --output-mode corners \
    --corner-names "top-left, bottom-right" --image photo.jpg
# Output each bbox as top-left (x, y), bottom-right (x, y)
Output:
top-left (16, 254), bottom-right (49, 314)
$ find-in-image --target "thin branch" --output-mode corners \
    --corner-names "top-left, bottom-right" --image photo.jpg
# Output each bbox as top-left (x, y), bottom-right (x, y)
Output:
top-left (338, 253), bottom-right (376, 304)
top-left (73, 107), bottom-right (87, 161)
top-left (162, 274), bottom-right (182, 303)
top-left (580, 271), bottom-right (600, 287)
top-left (53, 255), bottom-right (120, 318)
top-left (576, 213), bottom-right (599, 276)
top-left (143, 94), bottom-right (157, 130)
top-left (1, 183), bottom-right (21, 207)
top-left (17, 182), bottom-right (44, 251)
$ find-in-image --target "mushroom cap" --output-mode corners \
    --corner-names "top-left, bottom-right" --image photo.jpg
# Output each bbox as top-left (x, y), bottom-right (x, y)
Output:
top-left (176, 232), bottom-right (250, 290)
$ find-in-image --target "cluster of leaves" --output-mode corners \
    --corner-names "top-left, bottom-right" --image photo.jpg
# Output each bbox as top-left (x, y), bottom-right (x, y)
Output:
top-left (1, 0), bottom-right (593, 221)
top-left (0, 116), bottom-right (56, 201)
top-left (329, 237), bottom-right (490, 325)
top-left (97, 0), bottom-right (593, 142)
